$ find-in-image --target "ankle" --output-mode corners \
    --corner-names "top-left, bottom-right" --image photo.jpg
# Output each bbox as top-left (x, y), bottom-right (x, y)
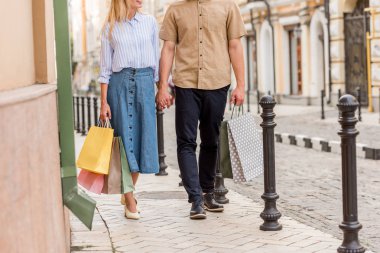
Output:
top-left (126, 202), bottom-right (137, 212)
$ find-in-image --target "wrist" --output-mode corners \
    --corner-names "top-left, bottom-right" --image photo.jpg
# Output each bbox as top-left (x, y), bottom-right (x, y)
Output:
top-left (158, 82), bottom-right (169, 91)
top-left (236, 84), bottom-right (245, 91)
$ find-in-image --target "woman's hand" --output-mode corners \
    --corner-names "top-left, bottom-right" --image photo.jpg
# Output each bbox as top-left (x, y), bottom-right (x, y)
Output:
top-left (156, 88), bottom-right (173, 110)
top-left (100, 102), bottom-right (112, 121)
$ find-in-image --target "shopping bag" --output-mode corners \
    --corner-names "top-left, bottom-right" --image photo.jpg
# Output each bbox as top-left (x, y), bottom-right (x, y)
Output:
top-left (119, 138), bottom-right (135, 194)
top-left (77, 120), bottom-right (114, 175)
top-left (227, 112), bottom-right (263, 182)
top-left (102, 137), bottom-right (122, 194)
top-left (219, 121), bottom-right (233, 179)
top-left (77, 169), bottom-right (105, 194)
top-left (102, 137), bottom-right (134, 194)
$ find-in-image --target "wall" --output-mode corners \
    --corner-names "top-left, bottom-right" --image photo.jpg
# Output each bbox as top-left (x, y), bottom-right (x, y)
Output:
top-left (0, 0), bottom-right (36, 91)
top-left (0, 0), bottom-right (70, 252)
top-left (0, 87), bottom-right (67, 253)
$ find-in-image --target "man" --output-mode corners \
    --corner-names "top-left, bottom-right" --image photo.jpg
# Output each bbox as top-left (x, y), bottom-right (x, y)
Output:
top-left (157, 0), bottom-right (246, 219)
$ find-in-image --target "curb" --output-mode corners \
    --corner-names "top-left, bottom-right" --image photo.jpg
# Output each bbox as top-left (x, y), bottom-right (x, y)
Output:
top-left (269, 131), bottom-right (380, 160)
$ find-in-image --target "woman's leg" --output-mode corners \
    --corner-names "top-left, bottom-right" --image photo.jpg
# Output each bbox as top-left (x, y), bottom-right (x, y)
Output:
top-left (123, 172), bottom-right (139, 212)
top-left (132, 172), bottom-right (139, 186)
top-left (124, 192), bottom-right (137, 212)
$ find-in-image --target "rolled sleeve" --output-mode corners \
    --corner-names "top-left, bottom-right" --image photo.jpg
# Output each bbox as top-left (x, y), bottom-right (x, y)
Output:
top-left (227, 2), bottom-right (247, 41)
top-left (159, 6), bottom-right (178, 43)
top-left (98, 24), bottom-right (114, 84)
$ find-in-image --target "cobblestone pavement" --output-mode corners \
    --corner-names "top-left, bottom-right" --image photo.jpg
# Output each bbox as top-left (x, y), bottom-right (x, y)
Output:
top-left (71, 167), bottom-right (352, 253)
top-left (70, 131), bottom-right (373, 252)
top-left (242, 103), bottom-right (380, 148)
top-left (161, 105), bottom-right (379, 252)
top-left (71, 103), bottom-right (378, 252)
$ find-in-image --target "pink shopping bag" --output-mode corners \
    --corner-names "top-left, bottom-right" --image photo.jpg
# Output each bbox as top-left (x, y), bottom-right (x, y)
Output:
top-left (77, 169), bottom-right (105, 194)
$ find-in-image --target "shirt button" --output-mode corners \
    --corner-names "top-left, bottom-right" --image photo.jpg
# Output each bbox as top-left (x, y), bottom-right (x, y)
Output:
top-left (200, 54), bottom-right (202, 57)
top-left (200, 27), bottom-right (202, 30)
top-left (200, 68), bottom-right (202, 70)
top-left (199, 14), bottom-right (202, 16)
top-left (200, 41), bottom-right (202, 43)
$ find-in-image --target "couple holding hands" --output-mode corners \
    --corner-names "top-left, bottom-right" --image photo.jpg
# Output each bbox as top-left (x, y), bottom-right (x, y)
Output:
top-left (98, 0), bottom-right (246, 220)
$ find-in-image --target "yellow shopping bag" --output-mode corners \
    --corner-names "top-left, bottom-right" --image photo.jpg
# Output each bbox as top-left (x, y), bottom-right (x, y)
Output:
top-left (77, 120), bottom-right (114, 175)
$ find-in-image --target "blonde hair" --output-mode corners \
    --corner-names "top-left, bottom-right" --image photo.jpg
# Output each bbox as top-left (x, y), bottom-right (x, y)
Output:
top-left (102, 0), bottom-right (132, 40)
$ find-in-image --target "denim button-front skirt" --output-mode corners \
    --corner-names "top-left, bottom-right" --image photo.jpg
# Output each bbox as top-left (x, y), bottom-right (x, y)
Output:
top-left (107, 67), bottom-right (159, 174)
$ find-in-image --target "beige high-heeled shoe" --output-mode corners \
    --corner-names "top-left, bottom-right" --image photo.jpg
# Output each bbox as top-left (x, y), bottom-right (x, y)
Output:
top-left (125, 206), bottom-right (140, 220)
top-left (121, 195), bottom-right (140, 213)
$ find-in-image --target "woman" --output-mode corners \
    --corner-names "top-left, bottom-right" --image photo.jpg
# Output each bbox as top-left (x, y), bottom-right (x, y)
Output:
top-left (98, 0), bottom-right (160, 220)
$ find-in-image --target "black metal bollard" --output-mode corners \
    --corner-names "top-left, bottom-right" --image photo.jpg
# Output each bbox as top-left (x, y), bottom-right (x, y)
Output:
top-left (337, 95), bottom-right (365, 253)
top-left (87, 97), bottom-right (92, 131)
top-left (214, 144), bottom-right (229, 204)
top-left (76, 96), bottom-right (80, 132)
top-left (259, 95), bottom-right (282, 231)
top-left (81, 96), bottom-right (86, 135)
top-left (338, 89), bottom-right (342, 100)
top-left (356, 87), bottom-right (362, 122)
top-left (321, 90), bottom-right (325, 120)
top-left (155, 108), bottom-right (168, 176)
top-left (257, 90), bottom-right (261, 114)
top-left (93, 97), bottom-right (98, 125)
top-left (73, 96), bottom-right (76, 130)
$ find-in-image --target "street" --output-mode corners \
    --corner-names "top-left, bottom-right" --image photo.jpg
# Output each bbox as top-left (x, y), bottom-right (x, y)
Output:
top-left (71, 103), bottom-right (378, 252)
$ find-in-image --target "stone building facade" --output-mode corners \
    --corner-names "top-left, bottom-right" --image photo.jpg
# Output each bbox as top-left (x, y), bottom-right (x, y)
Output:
top-left (242, 0), bottom-right (380, 110)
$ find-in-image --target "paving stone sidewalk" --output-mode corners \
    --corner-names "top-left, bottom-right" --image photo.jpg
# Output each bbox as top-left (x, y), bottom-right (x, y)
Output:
top-left (240, 103), bottom-right (380, 148)
top-left (71, 167), bottom-right (358, 253)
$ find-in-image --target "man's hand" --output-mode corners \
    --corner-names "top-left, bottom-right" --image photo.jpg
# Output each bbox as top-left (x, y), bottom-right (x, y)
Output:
top-left (230, 86), bottom-right (245, 106)
top-left (156, 87), bottom-right (173, 110)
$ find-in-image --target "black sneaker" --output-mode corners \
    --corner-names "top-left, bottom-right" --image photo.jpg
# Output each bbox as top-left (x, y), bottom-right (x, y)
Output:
top-left (203, 193), bottom-right (224, 212)
top-left (190, 202), bottom-right (206, 219)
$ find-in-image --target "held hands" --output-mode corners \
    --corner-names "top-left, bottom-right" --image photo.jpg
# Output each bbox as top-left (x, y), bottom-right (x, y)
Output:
top-left (230, 86), bottom-right (245, 106)
top-left (156, 86), bottom-right (174, 110)
top-left (100, 102), bottom-right (112, 121)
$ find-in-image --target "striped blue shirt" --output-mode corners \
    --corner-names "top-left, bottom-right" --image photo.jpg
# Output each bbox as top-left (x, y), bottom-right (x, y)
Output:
top-left (98, 12), bottom-right (160, 84)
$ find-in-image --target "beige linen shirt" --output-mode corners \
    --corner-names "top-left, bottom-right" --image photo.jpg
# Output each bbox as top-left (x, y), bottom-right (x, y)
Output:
top-left (159, 0), bottom-right (246, 90)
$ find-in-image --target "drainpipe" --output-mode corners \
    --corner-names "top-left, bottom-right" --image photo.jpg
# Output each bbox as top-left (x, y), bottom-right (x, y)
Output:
top-left (53, 0), bottom-right (96, 230)
top-left (325, 0), bottom-right (332, 104)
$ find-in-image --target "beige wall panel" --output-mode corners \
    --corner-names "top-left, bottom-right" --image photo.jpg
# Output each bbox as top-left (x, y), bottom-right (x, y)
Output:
top-left (301, 24), bottom-right (311, 97)
top-left (329, 0), bottom-right (341, 17)
top-left (371, 38), bottom-right (380, 59)
top-left (343, 0), bottom-right (359, 12)
top-left (330, 18), bottom-right (344, 39)
top-left (331, 62), bottom-right (345, 83)
top-left (330, 40), bottom-right (345, 60)
top-left (0, 0), bottom-right (35, 91)
top-left (33, 0), bottom-right (56, 83)
top-left (0, 91), bottom-right (66, 253)
top-left (274, 22), bottom-right (285, 94)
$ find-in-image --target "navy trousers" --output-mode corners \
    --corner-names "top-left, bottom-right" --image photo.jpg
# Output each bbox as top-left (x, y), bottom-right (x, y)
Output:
top-left (175, 85), bottom-right (229, 205)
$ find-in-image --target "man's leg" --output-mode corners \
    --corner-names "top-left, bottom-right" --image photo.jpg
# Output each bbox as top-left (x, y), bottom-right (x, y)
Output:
top-left (199, 85), bottom-right (229, 211)
top-left (175, 87), bottom-right (204, 209)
